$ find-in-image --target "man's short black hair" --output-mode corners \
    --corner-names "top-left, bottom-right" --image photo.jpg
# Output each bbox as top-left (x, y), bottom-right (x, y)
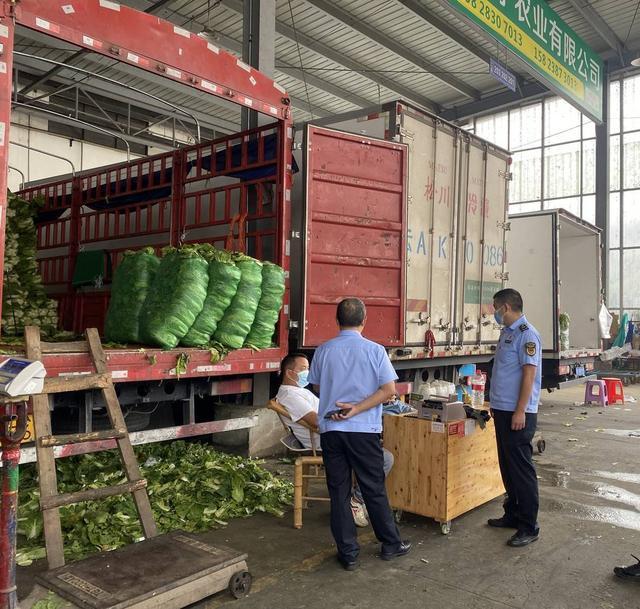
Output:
top-left (337, 298), bottom-right (366, 328)
top-left (280, 353), bottom-right (308, 378)
top-left (493, 288), bottom-right (523, 312)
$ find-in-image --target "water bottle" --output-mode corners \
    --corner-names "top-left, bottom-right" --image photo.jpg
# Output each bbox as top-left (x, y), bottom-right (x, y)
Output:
top-left (471, 373), bottom-right (485, 408)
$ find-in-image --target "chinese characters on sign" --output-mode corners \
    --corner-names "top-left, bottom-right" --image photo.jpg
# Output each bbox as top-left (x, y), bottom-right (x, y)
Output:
top-left (443, 0), bottom-right (603, 122)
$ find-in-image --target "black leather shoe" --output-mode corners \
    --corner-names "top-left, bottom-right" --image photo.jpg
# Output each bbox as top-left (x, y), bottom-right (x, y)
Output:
top-left (488, 517), bottom-right (519, 529)
top-left (614, 555), bottom-right (640, 581)
top-left (337, 555), bottom-right (359, 571)
top-left (380, 541), bottom-right (412, 561)
top-left (507, 531), bottom-right (539, 547)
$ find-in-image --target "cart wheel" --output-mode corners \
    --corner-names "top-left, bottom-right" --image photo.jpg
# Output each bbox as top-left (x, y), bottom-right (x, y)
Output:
top-left (537, 439), bottom-right (546, 454)
top-left (229, 571), bottom-right (252, 599)
top-left (440, 522), bottom-right (451, 535)
top-left (393, 509), bottom-right (403, 524)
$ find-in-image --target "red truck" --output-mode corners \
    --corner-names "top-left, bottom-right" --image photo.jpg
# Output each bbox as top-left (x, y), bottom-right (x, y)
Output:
top-left (3, 2), bottom-right (512, 461)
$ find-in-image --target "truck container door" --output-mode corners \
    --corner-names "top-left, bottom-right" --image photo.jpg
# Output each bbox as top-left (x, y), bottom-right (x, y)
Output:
top-left (506, 213), bottom-right (557, 351)
top-left (300, 126), bottom-right (408, 347)
top-left (401, 111), bottom-right (459, 346)
top-left (458, 144), bottom-right (510, 346)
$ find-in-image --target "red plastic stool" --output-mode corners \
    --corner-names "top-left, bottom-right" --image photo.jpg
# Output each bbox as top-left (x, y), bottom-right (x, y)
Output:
top-left (584, 379), bottom-right (608, 406)
top-left (602, 377), bottom-right (625, 405)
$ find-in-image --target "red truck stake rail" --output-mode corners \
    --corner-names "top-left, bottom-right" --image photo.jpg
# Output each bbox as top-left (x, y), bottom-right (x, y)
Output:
top-left (1, 0), bottom-right (295, 382)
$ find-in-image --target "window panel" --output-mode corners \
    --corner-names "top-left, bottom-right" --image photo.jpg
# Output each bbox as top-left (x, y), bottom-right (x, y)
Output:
top-left (544, 98), bottom-right (581, 145)
top-left (610, 192), bottom-right (620, 248)
top-left (623, 131), bottom-right (640, 190)
top-left (623, 190), bottom-right (640, 248)
top-left (623, 249), bottom-right (640, 308)
top-left (544, 196), bottom-right (580, 216)
top-left (609, 249), bottom-right (620, 308)
top-left (510, 148), bottom-right (542, 203)
top-left (610, 79), bottom-right (621, 136)
top-left (582, 115), bottom-right (595, 140)
top-left (610, 135), bottom-right (620, 192)
top-left (582, 195), bottom-right (595, 225)
top-left (623, 74), bottom-right (640, 133)
top-left (544, 141), bottom-right (580, 199)
top-left (582, 139), bottom-right (595, 194)
top-left (509, 202), bottom-right (541, 214)
top-left (476, 112), bottom-right (508, 149)
top-left (510, 103), bottom-right (542, 151)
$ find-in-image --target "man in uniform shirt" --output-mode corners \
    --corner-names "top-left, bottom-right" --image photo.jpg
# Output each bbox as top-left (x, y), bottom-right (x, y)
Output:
top-left (308, 298), bottom-right (410, 570)
top-left (488, 288), bottom-right (542, 547)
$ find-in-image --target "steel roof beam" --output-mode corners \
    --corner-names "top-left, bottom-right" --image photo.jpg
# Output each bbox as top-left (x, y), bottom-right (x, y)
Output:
top-left (565, 0), bottom-right (625, 65)
top-left (441, 81), bottom-right (548, 122)
top-left (396, 0), bottom-right (493, 65)
top-left (207, 29), bottom-right (373, 109)
top-left (220, 0), bottom-right (439, 112)
top-left (301, 0), bottom-right (481, 100)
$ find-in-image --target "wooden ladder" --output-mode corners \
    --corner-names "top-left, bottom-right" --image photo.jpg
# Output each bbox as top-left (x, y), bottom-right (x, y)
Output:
top-left (24, 326), bottom-right (158, 568)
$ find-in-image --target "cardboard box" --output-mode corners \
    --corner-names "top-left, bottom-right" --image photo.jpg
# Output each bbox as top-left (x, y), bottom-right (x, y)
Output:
top-left (464, 419), bottom-right (476, 437)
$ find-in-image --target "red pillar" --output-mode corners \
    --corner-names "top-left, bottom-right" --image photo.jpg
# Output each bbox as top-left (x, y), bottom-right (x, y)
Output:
top-left (0, 1), bottom-right (15, 330)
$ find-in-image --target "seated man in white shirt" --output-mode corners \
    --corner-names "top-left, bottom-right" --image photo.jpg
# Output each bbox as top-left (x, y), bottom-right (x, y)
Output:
top-left (276, 353), bottom-right (394, 527)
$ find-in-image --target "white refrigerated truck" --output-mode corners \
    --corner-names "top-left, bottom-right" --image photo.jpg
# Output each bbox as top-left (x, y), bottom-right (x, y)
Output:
top-left (506, 209), bottom-right (602, 388)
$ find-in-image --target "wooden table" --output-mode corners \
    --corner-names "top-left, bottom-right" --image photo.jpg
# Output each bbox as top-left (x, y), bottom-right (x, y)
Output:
top-left (384, 415), bottom-right (504, 534)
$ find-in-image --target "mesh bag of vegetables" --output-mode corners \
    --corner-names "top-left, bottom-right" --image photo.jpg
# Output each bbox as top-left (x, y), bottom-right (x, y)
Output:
top-left (244, 262), bottom-right (285, 349)
top-left (104, 248), bottom-right (160, 344)
top-left (181, 246), bottom-right (242, 347)
top-left (140, 247), bottom-right (209, 349)
top-left (213, 255), bottom-right (263, 349)
top-left (2, 192), bottom-right (59, 336)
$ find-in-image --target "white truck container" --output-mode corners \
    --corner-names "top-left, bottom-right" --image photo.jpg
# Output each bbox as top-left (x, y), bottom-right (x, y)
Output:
top-left (290, 100), bottom-right (511, 372)
top-left (507, 209), bottom-right (602, 388)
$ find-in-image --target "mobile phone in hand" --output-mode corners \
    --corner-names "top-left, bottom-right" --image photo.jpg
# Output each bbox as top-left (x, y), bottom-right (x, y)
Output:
top-left (324, 409), bottom-right (347, 419)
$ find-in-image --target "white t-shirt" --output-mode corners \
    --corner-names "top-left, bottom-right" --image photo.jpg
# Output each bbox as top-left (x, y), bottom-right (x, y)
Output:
top-left (276, 385), bottom-right (320, 450)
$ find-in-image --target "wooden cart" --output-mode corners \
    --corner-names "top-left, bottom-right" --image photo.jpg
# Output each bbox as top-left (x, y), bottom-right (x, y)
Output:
top-left (384, 415), bottom-right (504, 534)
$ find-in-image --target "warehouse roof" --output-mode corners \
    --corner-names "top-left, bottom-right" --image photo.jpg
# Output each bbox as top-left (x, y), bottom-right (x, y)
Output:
top-left (12, 0), bottom-right (640, 144)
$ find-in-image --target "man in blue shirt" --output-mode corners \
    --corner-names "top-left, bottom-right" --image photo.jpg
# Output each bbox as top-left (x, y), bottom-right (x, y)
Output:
top-left (308, 298), bottom-right (410, 570)
top-left (488, 288), bottom-right (542, 548)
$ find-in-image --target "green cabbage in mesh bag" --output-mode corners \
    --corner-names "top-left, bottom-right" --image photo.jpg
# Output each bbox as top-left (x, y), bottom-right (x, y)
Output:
top-left (213, 255), bottom-right (263, 349)
top-left (181, 247), bottom-right (242, 347)
top-left (139, 248), bottom-right (209, 349)
top-left (104, 248), bottom-right (160, 344)
top-left (244, 262), bottom-right (285, 349)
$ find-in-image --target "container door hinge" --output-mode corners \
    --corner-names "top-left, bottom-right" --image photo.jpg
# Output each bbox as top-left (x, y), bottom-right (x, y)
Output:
top-left (497, 221), bottom-right (511, 230)
top-left (290, 231), bottom-right (301, 239)
top-left (499, 169), bottom-right (513, 181)
top-left (289, 320), bottom-right (299, 329)
top-left (495, 271), bottom-right (509, 280)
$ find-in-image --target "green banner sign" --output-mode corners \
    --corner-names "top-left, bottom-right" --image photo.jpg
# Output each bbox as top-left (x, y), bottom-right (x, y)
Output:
top-left (444, 0), bottom-right (603, 123)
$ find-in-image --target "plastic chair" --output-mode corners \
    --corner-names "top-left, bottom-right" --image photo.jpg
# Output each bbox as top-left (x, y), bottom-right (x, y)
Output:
top-left (584, 379), bottom-right (608, 406)
top-left (266, 399), bottom-right (328, 529)
top-left (602, 377), bottom-right (625, 405)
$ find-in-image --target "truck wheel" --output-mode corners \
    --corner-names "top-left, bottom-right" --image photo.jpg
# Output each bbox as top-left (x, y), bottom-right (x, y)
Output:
top-left (229, 571), bottom-right (252, 599)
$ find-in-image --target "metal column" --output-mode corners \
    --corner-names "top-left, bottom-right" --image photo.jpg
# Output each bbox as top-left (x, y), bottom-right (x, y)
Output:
top-left (242, 0), bottom-right (276, 130)
top-left (0, 3), bottom-right (15, 332)
top-left (595, 72), bottom-right (610, 297)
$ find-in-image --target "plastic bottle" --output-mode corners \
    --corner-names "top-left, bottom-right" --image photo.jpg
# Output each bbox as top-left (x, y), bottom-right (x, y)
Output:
top-left (471, 373), bottom-right (486, 408)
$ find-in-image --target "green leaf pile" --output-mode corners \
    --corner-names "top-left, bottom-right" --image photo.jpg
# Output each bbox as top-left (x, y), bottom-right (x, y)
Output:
top-left (17, 441), bottom-right (292, 564)
top-left (2, 192), bottom-right (58, 336)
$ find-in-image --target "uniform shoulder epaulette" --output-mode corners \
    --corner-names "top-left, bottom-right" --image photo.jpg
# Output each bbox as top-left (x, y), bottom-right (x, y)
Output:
top-left (519, 324), bottom-right (529, 332)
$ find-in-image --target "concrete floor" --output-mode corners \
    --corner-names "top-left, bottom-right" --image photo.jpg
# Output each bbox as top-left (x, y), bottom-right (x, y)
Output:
top-left (18, 384), bottom-right (640, 609)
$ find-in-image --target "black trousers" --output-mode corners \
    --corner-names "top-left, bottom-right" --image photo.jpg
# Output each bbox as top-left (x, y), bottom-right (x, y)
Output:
top-left (493, 409), bottom-right (540, 535)
top-left (320, 431), bottom-right (402, 561)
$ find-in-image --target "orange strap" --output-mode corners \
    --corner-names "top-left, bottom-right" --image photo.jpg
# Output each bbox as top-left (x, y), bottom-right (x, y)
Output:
top-left (225, 212), bottom-right (247, 252)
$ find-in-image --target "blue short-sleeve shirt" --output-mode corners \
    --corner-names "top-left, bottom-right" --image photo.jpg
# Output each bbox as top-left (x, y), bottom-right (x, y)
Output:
top-left (308, 330), bottom-right (398, 434)
top-left (489, 314), bottom-right (542, 413)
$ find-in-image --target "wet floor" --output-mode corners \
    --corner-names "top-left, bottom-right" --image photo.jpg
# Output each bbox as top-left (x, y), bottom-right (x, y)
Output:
top-left (18, 383), bottom-right (640, 609)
